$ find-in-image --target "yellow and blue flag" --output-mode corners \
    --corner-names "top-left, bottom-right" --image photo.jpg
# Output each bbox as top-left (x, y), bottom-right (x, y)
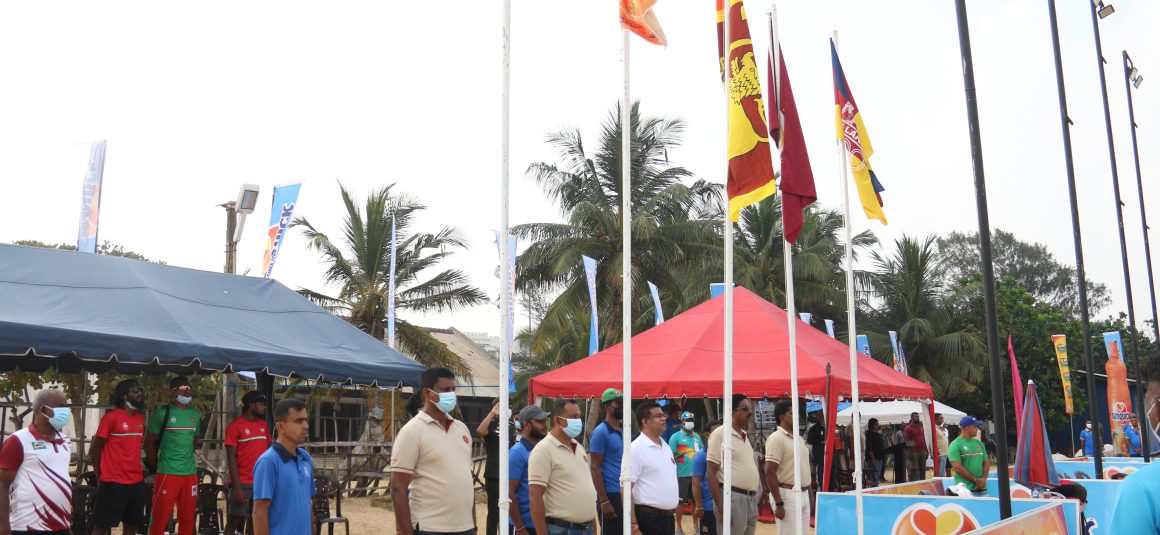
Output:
top-left (831, 40), bottom-right (886, 224)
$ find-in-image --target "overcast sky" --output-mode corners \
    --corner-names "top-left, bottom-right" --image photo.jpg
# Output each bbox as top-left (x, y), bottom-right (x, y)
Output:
top-left (1, 1), bottom-right (1157, 340)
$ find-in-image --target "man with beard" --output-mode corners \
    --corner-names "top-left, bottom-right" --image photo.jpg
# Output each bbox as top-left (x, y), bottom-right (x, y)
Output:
top-left (902, 413), bottom-right (927, 482)
top-left (224, 391), bottom-right (271, 535)
top-left (589, 388), bottom-right (624, 535)
top-left (91, 379), bottom-right (148, 535)
top-left (509, 406), bottom-right (549, 535)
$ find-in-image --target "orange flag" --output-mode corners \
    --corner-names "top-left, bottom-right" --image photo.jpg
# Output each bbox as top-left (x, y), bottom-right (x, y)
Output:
top-left (620, 0), bottom-right (666, 45)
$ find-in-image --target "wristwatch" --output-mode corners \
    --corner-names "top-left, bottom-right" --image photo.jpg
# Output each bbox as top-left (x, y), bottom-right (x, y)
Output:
top-left (775, 501), bottom-right (784, 506)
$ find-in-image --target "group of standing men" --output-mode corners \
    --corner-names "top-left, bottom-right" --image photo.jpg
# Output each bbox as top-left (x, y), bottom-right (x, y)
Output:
top-left (0, 377), bottom-right (319, 535)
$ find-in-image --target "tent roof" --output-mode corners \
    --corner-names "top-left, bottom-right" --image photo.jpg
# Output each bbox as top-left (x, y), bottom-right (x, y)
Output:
top-left (836, 400), bottom-right (966, 427)
top-left (529, 287), bottom-right (932, 401)
top-left (0, 244), bottom-right (426, 386)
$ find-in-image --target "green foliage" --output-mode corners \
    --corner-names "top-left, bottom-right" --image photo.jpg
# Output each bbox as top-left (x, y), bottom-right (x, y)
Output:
top-left (11, 239), bottom-right (163, 263)
top-left (294, 183), bottom-right (485, 379)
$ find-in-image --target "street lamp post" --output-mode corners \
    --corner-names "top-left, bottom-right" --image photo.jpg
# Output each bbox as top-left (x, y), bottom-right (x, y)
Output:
top-left (221, 184), bottom-right (260, 274)
top-left (1090, 1), bottom-right (1148, 464)
top-left (1124, 50), bottom-right (1155, 460)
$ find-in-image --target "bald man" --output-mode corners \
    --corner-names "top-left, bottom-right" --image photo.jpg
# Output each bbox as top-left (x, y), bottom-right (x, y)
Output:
top-left (0, 389), bottom-right (73, 535)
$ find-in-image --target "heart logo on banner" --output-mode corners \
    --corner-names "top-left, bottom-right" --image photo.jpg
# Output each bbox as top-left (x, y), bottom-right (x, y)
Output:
top-left (1105, 466), bottom-right (1138, 479)
top-left (891, 503), bottom-right (981, 535)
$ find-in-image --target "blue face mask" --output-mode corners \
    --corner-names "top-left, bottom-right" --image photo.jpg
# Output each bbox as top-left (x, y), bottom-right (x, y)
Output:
top-left (176, 395), bottom-right (193, 405)
top-left (428, 389), bottom-right (457, 414)
top-left (560, 417), bottom-right (583, 439)
top-left (46, 407), bottom-right (71, 431)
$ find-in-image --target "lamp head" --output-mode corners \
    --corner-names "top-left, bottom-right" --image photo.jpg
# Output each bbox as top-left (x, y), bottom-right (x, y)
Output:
top-left (236, 183), bottom-right (260, 215)
top-left (1096, 1), bottom-right (1115, 19)
top-left (1135, 75), bottom-right (1144, 89)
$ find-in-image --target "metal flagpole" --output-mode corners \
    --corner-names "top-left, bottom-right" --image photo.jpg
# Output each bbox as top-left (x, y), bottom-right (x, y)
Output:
top-left (1045, 0), bottom-right (1100, 470)
top-left (953, 0), bottom-right (1012, 518)
top-left (769, 9), bottom-right (804, 533)
top-left (620, 27), bottom-right (635, 535)
top-left (1089, 1), bottom-right (1145, 471)
top-left (1123, 49), bottom-right (1153, 461)
top-left (722, 1), bottom-right (734, 531)
top-left (832, 29), bottom-right (865, 535)
top-left (498, 1), bottom-right (512, 533)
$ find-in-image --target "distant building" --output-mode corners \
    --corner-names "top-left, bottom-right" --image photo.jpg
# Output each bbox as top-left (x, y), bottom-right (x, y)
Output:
top-left (463, 330), bottom-right (525, 359)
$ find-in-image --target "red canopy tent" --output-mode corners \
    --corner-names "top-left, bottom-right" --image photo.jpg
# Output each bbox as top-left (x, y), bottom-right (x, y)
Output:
top-left (529, 287), bottom-right (932, 400)
top-left (528, 287), bottom-right (938, 490)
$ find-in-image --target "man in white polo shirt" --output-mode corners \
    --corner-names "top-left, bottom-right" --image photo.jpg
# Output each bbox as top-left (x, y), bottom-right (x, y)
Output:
top-left (764, 400), bottom-right (811, 535)
top-left (0, 388), bottom-right (73, 535)
top-left (629, 401), bottom-right (679, 535)
top-left (391, 368), bottom-right (476, 535)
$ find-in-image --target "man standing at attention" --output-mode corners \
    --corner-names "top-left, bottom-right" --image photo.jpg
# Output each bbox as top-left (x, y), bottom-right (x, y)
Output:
top-left (764, 400), bottom-right (811, 535)
top-left (510, 406), bottom-right (550, 535)
top-left (144, 377), bottom-right (200, 535)
top-left (0, 389), bottom-right (72, 535)
top-left (630, 402), bottom-right (679, 535)
top-left (1110, 358), bottom-right (1160, 531)
top-left (529, 399), bottom-right (596, 535)
top-left (252, 398), bottom-right (314, 535)
top-left (690, 421), bottom-right (721, 535)
top-left (589, 388), bottom-right (624, 535)
top-left (1078, 420), bottom-right (1095, 457)
top-left (705, 395), bottom-right (758, 535)
top-left (934, 413), bottom-right (949, 477)
top-left (946, 416), bottom-right (989, 497)
top-left (902, 412), bottom-right (927, 482)
top-left (91, 380), bottom-right (148, 535)
top-left (224, 391), bottom-right (271, 535)
top-left (391, 368), bottom-right (476, 535)
top-left (668, 412), bottom-right (701, 535)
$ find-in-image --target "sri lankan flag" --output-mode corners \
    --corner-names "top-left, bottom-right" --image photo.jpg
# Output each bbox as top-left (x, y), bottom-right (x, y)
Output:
top-left (831, 39), bottom-right (887, 224)
top-left (717, 0), bottom-right (775, 222)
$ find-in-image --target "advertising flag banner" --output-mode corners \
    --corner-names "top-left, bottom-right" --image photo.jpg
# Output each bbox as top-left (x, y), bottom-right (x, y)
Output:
top-left (496, 233), bottom-right (518, 392)
top-left (1103, 331), bottom-right (1133, 455)
top-left (620, 0), bottom-right (666, 45)
top-left (647, 281), bottom-right (664, 326)
top-left (77, 140), bottom-right (107, 254)
top-left (824, 319), bottom-right (835, 338)
top-left (1009, 335), bottom-right (1025, 431)
top-left (261, 182), bottom-right (302, 278)
top-left (582, 256), bottom-right (599, 355)
top-left (857, 334), bottom-right (871, 358)
top-left (387, 218), bottom-right (397, 348)
top-left (717, 0), bottom-right (777, 222)
top-left (889, 330), bottom-right (901, 372)
top-left (1052, 335), bottom-right (1074, 415)
top-left (799, 312), bottom-right (812, 325)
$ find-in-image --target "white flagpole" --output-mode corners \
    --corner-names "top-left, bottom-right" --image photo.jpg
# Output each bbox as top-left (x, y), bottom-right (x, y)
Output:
top-left (833, 30), bottom-right (865, 535)
top-left (498, 2), bottom-right (512, 535)
top-left (769, 8), bottom-right (804, 530)
top-left (722, 1), bottom-right (734, 533)
top-left (620, 28), bottom-right (635, 535)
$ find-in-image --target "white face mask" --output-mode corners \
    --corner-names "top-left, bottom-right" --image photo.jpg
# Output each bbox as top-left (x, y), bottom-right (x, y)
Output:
top-left (683, 422), bottom-right (694, 431)
top-left (1086, 423), bottom-right (1092, 430)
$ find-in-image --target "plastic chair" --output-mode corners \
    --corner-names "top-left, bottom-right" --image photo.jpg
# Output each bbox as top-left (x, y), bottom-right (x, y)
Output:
top-left (71, 484), bottom-right (98, 535)
top-left (197, 483), bottom-right (227, 535)
top-left (312, 474), bottom-right (350, 535)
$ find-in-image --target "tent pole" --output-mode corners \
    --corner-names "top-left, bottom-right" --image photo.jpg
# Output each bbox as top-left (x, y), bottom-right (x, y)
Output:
top-left (258, 372), bottom-right (275, 435)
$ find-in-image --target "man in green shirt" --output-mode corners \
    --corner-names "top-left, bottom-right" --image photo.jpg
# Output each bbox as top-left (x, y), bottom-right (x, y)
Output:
top-left (144, 376), bottom-right (202, 535)
top-left (669, 411), bottom-right (702, 535)
top-left (947, 415), bottom-right (988, 497)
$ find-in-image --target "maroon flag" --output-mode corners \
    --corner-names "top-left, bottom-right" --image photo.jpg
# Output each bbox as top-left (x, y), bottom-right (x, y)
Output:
top-left (767, 30), bottom-right (815, 244)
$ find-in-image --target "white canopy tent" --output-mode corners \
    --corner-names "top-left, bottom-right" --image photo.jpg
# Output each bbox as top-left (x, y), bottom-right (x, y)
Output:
top-left (837, 400), bottom-right (967, 427)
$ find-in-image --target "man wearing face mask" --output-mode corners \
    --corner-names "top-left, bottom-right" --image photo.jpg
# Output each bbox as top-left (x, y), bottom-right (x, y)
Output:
top-left (1078, 420), bottom-right (1095, 457)
top-left (224, 391), bottom-right (271, 535)
top-left (1123, 414), bottom-right (1142, 457)
top-left (144, 376), bottom-right (201, 535)
top-left (589, 388), bottom-right (624, 535)
top-left (0, 388), bottom-right (72, 535)
top-left (391, 368), bottom-right (476, 535)
top-left (510, 406), bottom-right (550, 535)
top-left (90, 380), bottom-right (148, 535)
top-left (668, 412), bottom-right (701, 535)
top-left (1110, 358), bottom-right (1160, 532)
top-left (529, 399), bottom-right (596, 535)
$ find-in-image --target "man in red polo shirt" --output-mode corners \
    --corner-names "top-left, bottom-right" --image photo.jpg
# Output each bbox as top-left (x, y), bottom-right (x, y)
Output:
top-left (224, 391), bottom-right (271, 535)
top-left (91, 379), bottom-right (148, 535)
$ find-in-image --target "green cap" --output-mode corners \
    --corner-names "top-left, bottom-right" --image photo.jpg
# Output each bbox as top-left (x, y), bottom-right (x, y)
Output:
top-left (601, 388), bottom-right (623, 403)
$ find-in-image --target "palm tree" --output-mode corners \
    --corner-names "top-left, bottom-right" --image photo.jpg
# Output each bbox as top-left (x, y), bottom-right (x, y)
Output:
top-left (514, 102), bottom-right (722, 361)
top-left (732, 195), bottom-right (877, 327)
top-left (863, 235), bottom-right (986, 398)
top-left (294, 183), bottom-right (486, 377)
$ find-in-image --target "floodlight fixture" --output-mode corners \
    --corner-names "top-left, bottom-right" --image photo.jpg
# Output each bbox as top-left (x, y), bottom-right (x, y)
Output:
top-left (1096, 1), bottom-right (1115, 19)
top-left (1135, 75), bottom-right (1144, 89)
top-left (236, 183), bottom-right (261, 215)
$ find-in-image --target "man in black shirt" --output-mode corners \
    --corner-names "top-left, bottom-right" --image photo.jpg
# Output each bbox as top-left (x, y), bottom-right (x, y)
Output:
top-left (476, 399), bottom-right (505, 535)
top-left (805, 414), bottom-right (826, 489)
top-left (864, 419), bottom-right (885, 487)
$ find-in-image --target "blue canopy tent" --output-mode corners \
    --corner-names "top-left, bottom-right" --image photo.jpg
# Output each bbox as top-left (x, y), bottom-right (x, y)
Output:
top-left (0, 243), bottom-right (425, 387)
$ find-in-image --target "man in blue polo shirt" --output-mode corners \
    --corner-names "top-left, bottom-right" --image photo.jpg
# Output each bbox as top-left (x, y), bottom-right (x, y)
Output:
top-left (253, 398), bottom-right (315, 535)
top-left (1110, 358), bottom-right (1160, 532)
top-left (590, 388), bottom-right (624, 535)
top-left (510, 405), bottom-right (549, 535)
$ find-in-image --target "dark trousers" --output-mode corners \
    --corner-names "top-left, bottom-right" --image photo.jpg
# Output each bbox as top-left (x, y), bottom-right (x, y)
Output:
top-left (417, 530), bottom-right (476, 535)
top-left (599, 492), bottom-right (623, 535)
top-left (636, 511), bottom-right (675, 535)
top-left (698, 511), bottom-right (716, 535)
top-left (486, 477), bottom-right (500, 535)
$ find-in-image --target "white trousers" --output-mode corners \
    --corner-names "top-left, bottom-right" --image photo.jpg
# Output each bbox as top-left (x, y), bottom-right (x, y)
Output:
top-left (775, 488), bottom-right (810, 535)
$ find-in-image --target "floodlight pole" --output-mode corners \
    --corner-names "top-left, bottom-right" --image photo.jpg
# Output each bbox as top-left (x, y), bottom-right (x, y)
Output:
top-left (223, 201), bottom-right (238, 274)
top-left (1124, 49), bottom-right (1154, 461)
